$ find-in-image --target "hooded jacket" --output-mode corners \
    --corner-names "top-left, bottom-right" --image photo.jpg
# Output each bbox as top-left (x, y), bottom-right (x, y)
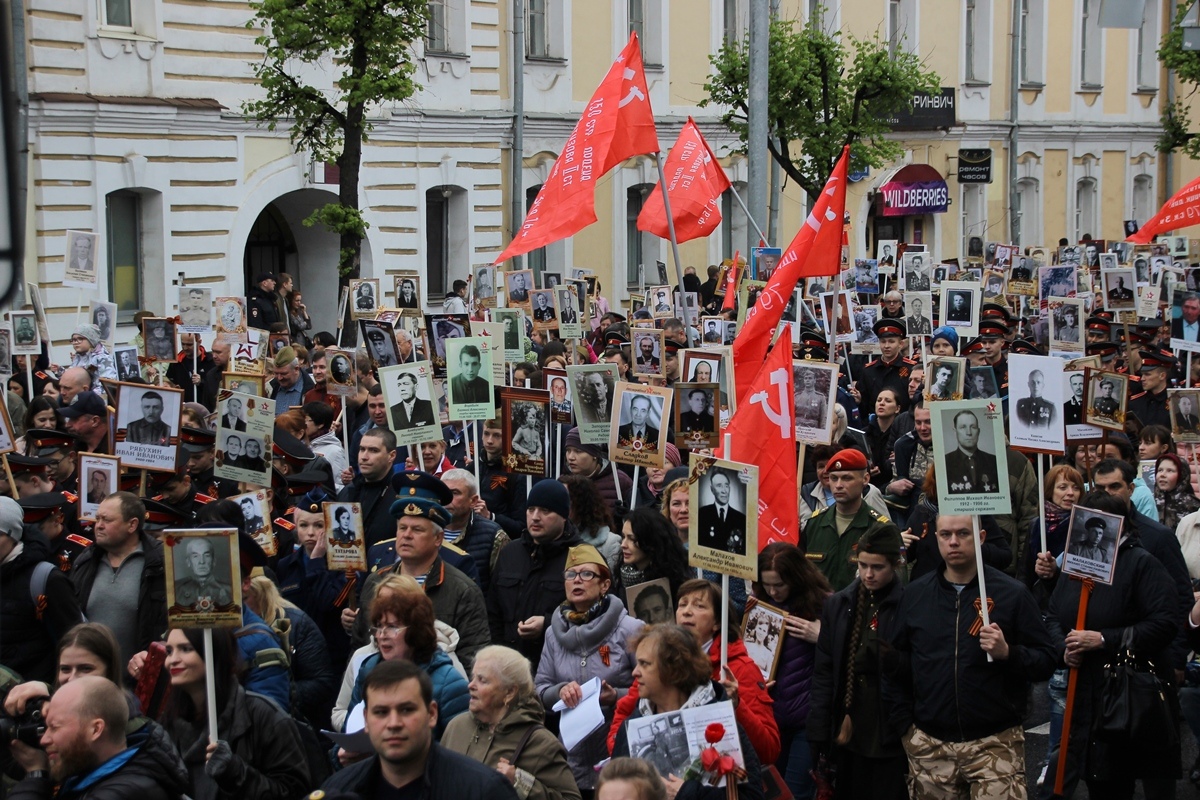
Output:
top-left (1, 533), bottom-right (84, 683)
top-left (488, 523), bottom-right (584, 665)
top-left (534, 595), bottom-right (643, 789)
top-left (441, 694), bottom-right (581, 800)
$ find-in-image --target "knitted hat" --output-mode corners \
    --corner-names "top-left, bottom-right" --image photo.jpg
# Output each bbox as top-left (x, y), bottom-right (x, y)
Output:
top-left (71, 324), bottom-right (101, 347)
top-left (663, 442), bottom-right (682, 468)
top-left (857, 525), bottom-right (902, 559)
top-left (564, 427), bottom-right (605, 461)
top-left (565, 543), bottom-right (611, 580)
top-left (930, 326), bottom-right (958, 352)
top-left (0, 496), bottom-right (24, 541)
top-left (527, 479), bottom-right (570, 519)
top-left (826, 448), bottom-right (868, 472)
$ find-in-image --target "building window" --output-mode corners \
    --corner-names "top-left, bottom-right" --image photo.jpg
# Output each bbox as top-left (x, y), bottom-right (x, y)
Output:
top-left (527, 0), bottom-right (548, 58)
top-left (1136, 2), bottom-right (1159, 91)
top-left (106, 190), bottom-right (142, 321)
top-left (809, 0), bottom-right (822, 27)
top-left (961, 184), bottom-right (987, 250)
top-left (1016, 178), bottom-right (1041, 246)
top-left (888, 0), bottom-right (916, 57)
top-left (965, 0), bottom-right (977, 80)
top-left (630, 0), bottom-right (644, 45)
top-left (427, 0), bottom-right (448, 52)
top-left (1080, 0), bottom-right (1102, 88)
top-left (1132, 173), bottom-right (1154, 225)
top-left (102, 0), bottom-right (132, 28)
top-left (426, 186), bottom-right (467, 297)
top-left (1075, 178), bottom-right (1098, 241)
top-left (723, 0), bottom-right (746, 44)
top-left (526, 186), bottom-right (546, 278)
top-left (1018, 0), bottom-right (1047, 85)
top-left (627, 185), bottom-right (656, 288)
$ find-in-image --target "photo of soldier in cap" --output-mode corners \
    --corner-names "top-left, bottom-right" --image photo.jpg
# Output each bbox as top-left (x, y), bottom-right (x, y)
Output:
top-left (359, 319), bottom-right (401, 368)
top-left (425, 313), bottom-right (468, 377)
top-left (1086, 372), bottom-right (1128, 431)
top-left (1171, 390), bottom-right (1200, 441)
top-left (931, 400), bottom-right (1011, 515)
top-left (650, 285), bottom-right (673, 318)
top-left (1062, 505), bottom-right (1123, 584)
top-left (142, 318), bottom-right (177, 362)
top-left (165, 529), bottom-right (242, 625)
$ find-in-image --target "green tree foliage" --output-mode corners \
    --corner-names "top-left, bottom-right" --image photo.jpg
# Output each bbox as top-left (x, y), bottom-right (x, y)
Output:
top-left (1158, 2), bottom-right (1200, 156)
top-left (703, 17), bottom-right (941, 199)
top-left (243, 0), bottom-right (429, 277)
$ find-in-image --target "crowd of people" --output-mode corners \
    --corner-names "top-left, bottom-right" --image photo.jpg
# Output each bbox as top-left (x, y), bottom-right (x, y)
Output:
top-left (4, 245), bottom-right (1200, 800)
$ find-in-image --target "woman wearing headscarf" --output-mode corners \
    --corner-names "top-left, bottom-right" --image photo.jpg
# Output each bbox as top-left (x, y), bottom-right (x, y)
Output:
top-left (1153, 452), bottom-right (1200, 532)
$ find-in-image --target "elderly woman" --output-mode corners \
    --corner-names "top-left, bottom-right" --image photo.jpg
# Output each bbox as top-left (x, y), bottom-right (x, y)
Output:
top-left (68, 323), bottom-right (117, 381)
top-left (611, 625), bottom-right (764, 800)
top-left (1153, 452), bottom-right (1200, 531)
top-left (443, 645), bottom-right (582, 800)
top-left (535, 545), bottom-right (643, 795)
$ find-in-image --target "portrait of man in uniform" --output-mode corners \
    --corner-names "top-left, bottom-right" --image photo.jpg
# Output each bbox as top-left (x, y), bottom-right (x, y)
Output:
top-left (1089, 376), bottom-right (1123, 424)
top-left (678, 388), bottom-right (714, 433)
top-left (507, 271), bottom-right (531, 303)
top-left (330, 505), bottom-right (355, 544)
top-left (906, 297), bottom-right (933, 335)
top-left (126, 391), bottom-right (172, 445)
top-left (1016, 369), bottom-right (1055, 428)
top-left (173, 537), bottom-right (233, 611)
top-left (389, 370), bottom-right (436, 431)
top-left (943, 409), bottom-right (1000, 494)
top-left (1173, 392), bottom-right (1200, 434)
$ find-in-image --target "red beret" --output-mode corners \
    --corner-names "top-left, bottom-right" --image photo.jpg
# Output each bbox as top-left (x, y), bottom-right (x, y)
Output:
top-left (826, 448), bottom-right (868, 472)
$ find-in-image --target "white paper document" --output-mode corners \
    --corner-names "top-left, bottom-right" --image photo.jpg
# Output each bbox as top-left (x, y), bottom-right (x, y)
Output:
top-left (553, 676), bottom-right (605, 751)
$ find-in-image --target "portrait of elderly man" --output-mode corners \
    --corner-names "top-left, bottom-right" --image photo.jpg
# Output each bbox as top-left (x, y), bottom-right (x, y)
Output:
top-left (126, 391), bottom-right (172, 445)
top-left (576, 371), bottom-right (612, 424)
top-left (173, 537), bottom-right (233, 610)
top-left (943, 409), bottom-right (999, 494)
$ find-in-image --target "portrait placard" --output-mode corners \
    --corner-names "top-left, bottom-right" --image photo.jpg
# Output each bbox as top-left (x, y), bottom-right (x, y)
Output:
top-left (360, 319), bottom-right (401, 369)
top-left (473, 265), bottom-right (497, 308)
top-left (853, 259), bottom-right (879, 294)
top-left (323, 501), bottom-right (367, 571)
top-left (542, 271), bottom-right (562, 289)
top-left (648, 285), bottom-right (674, 318)
top-left (10, 311), bottom-right (39, 355)
top-left (78, 453), bottom-right (118, 521)
top-left (350, 279), bottom-right (380, 319)
top-left (1048, 298), bottom-right (1085, 353)
top-left (446, 337), bottom-right (495, 422)
top-left (221, 372), bottom-right (266, 397)
top-left (925, 357), bottom-right (966, 402)
top-left (1101, 268), bottom-right (1137, 312)
top-left (1084, 369), bottom-right (1128, 431)
top-left (529, 289), bottom-right (557, 331)
top-left (501, 387), bottom-right (549, 476)
top-left (393, 274), bottom-right (421, 309)
top-left (609, 382), bottom-right (673, 469)
top-left (681, 348), bottom-right (735, 428)
top-left (114, 383), bottom-right (183, 472)
top-left (567, 363), bottom-right (619, 445)
top-left (324, 348), bottom-right (358, 398)
top-left (379, 362), bottom-right (440, 447)
top-left (0, 330), bottom-right (12, 377)
top-left (141, 318), bottom-right (177, 363)
top-left (818, 292), bottom-right (853, 343)
top-left (492, 308), bottom-right (525, 364)
top-left (230, 340), bottom-right (265, 375)
top-left (0, 400), bottom-right (17, 456)
top-left (792, 361), bottom-right (839, 445)
top-left (1008, 354), bottom-right (1065, 453)
top-left (214, 391), bottom-right (274, 486)
top-left (904, 293), bottom-right (934, 336)
top-left (425, 313), bottom-right (469, 378)
top-left (687, 455), bottom-right (759, 581)
top-left (624, 702), bottom-right (744, 785)
top-left (752, 246), bottom-right (782, 280)
top-left (164, 528), bottom-right (242, 628)
top-left (232, 490), bottom-right (274, 557)
top-left (178, 287), bottom-right (212, 333)
top-left (214, 297), bottom-right (248, 343)
top-left (1038, 266), bottom-right (1077, 307)
top-left (63, 230), bottom-right (100, 289)
top-left (1062, 505), bottom-right (1123, 585)
top-left (1170, 388), bottom-right (1200, 443)
top-left (544, 368), bottom-right (573, 425)
top-left (965, 366), bottom-right (999, 400)
top-left (470, 321), bottom-right (506, 384)
top-left (849, 304), bottom-right (881, 355)
top-left (625, 578), bottom-right (674, 625)
top-left (89, 301), bottom-right (118, 348)
top-left (876, 239), bottom-right (898, 267)
top-left (903, 252), bottom-right (932, 291)
top-left (555, 286), bottom-right (584, 339)
top-left (742, 601), bottom-right (787, 681)
top-left (939, 282), bottom-right (980, 337)
top-left (931, 398), bottom-right (1012, 515)
top-left (632, 329), bottom-right (664, 378)
top-left (674, 382), bottom-right (719, 450)
top-left (113, 347), bottom-right (140, 382)
top-left (505, 269), bottom-right (534, 309)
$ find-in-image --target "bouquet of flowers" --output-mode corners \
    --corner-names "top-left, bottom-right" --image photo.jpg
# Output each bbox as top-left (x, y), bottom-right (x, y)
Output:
top-left (682, 722), bottom-right (745, 799)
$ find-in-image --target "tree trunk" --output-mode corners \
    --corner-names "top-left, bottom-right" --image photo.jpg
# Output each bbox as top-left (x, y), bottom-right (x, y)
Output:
top-left (337, 36), bottom-right (369, 344)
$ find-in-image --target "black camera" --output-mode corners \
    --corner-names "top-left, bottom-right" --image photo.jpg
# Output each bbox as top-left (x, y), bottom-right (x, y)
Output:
top-left (0, 697), bottom-right (47, 749)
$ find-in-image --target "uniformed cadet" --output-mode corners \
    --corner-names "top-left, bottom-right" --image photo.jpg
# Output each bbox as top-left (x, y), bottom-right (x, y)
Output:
top-left (8, 453), bottom-right (57, 498)
top-left (147, 470), bottom-right (212, 522)
top-left (977, 318), bottom-right (1010, 392)
top-left (1084, 315), bottom-right (1112, 345)
top-left (24, 428), bottom-right (82, 494)
top-left (1128, 348), bottom-right (1176, 429)
top-left (856, 319), bottom-right (917, 416)
top-left (365, 471), bottom-right (480, 584)
top-left (180, 426), bottom-right (228, 498)
top-left (1086, 341), bottom-right (1120, 371)
top-left (142, 499), bottom-right (193, 536)
top-left (801, 448), bottom-right (901, 591)
top-left (19, 491), bottom-right (91, 573)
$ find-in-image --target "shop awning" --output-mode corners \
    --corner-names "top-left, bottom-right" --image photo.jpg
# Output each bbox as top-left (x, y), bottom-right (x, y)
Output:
top-left (877, 163), bottom-right (949, 217)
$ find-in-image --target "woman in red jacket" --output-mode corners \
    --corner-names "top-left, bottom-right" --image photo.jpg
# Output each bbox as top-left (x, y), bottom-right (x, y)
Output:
top-left (606, 578), bottom-right (781, 764)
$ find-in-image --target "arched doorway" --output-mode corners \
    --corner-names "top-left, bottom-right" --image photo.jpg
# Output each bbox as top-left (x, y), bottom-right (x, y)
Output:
top-left (241, 189), bottom-right (374, 334)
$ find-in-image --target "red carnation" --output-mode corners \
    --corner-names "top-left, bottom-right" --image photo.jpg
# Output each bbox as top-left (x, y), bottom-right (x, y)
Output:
top-left (705, 722), bottom-right (725, 744)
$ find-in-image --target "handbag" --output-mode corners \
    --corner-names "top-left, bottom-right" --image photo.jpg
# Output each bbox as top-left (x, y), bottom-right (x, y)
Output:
top-left (1095, 628), bottom-right (1176, 744)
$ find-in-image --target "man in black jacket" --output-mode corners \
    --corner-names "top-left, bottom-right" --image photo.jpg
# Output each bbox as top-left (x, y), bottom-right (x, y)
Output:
top-left (337, 427), bottom-right (397, 548)
top-left (246, 272), bottom-right (280, 331)
top-left (475, 418), bottom-right (528, 538)
top-left (487, 480), bottom-right (581, 665)
top-left (319, 661), bottom-right (518, 800)
top-left (885, 513), bottom-right (1057, 798)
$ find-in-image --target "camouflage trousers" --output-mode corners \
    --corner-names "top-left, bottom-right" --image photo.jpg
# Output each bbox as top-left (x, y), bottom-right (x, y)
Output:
top-left (903, 724), bottom-right (1027, 800)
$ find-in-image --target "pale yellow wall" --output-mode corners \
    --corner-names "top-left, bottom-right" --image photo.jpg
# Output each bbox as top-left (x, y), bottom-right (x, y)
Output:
top-left (1043, 1), bottom-right (1073, 114)
top-left (1102, 28), bottom-right (1129, 116)
top-left (572, 4), bottom-right (612, 104)
top-left (575, 176), bottom-right (615, 275)
top-left (989, 3), bottom-right (1011, 122)
top-left (1044, 149), bottom-right (1068, 239)
top-left (668, 6), bottom-right (712, 106)
top-left (1102, 150), bottom-right (1126, 236)
top-left (920, 0), bottom-right (959, 94)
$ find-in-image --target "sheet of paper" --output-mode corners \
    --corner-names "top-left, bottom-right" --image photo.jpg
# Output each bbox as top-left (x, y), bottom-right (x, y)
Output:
top-left (322, 702), bottom-right (373, 753)
top-left (553, 676), bottom-right (605, 751)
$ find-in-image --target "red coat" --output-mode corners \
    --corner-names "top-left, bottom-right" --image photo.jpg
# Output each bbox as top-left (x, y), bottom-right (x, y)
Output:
top-left (605, 636), bottom-right (780, 764)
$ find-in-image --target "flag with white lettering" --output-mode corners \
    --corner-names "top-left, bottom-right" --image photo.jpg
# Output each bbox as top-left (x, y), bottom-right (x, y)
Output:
top-left (731, 147), bottom-right (848, 403)
top-left (494, 33), bottom-right (658, 263)
top-left (636, 118), bottom-right (730, 243)
top-left (717, 334), bottom-right (797, 549)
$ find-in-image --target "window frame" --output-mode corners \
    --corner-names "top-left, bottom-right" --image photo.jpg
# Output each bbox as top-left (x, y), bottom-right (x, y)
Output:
top-left (106, 190), bottom-right (143, 324)
top-left (1075, 177), bottom-right (1098, 241)
top-left (527, 0), bottom-right (549, 59)
top-left (100, 0), bottom-right (134, 30)
top-left (1135, 1), bottom-right (1159, 92)
top-left (426, 0), bottom-right (449, 53)
top-left (1079, 0), bottom-right (1102, 89)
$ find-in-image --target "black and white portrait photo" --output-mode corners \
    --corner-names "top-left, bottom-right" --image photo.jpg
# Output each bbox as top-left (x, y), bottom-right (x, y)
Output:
top-left (944, 290), bottom-right (973, 325)
top-left (633, 330), bottom-right (664, 377)
top-left (1170, 389), bottom-right (1200, 442)
top-left (350, 279), bottom-right (380, 318)
top-left (10, 311), bottom-right (37, 355)
top-left (931, 400), bottom-right (1012, 515)
top-left (1062, 505), bottom-right (1123, 584)
top-left (555, 286), bottom-right (583, 338)
top-left (380, 363), bottom-right (439, 447)
top-left (115, 383), bottom-right (183, 471)
top-left (649, 285), bottom-right (674, 318)
top-left (63, 230), bottom-right (99, 288)
top-left (530, 289), bottom-right (557, 328)
top-left (90, 301), bottom-right (118, 346)
top-left (473, 266), bottom-right (496, 304)
top-left (142, 318), bottom-right (177, 362)
top-left (177, 288), bottom-right (212, 333)
top-left (78, 453), bottom-right (119, 522)
top-left (325, 502), bottom-right (363, 545)
top-left (501, 388), bottom-right (549, 476)
top-left (674, 382), bottom-right (718, 450)
top-left (610, 383), bottom-right (673, 469)
top-left (925, 358), bottom-right (965, 402)
top-left (215, 297), bottom-right (247, 341)
top-left (542, 271), bottom-right (562, 289)
top-left (687, 455), bottom-right (759, 580)
top-left (1102, 268), bottom-right (1137, 312)
top-left (326, 348), bottom-right (357, 397)
top-left (905, 293), bottom-right (933, 336)
top-left (394, 275), bottom-right (421, 309)
top-left (165, 529), bottom-right (241, 626)
top-left (425, 314), bottom-right (468, 375)
top-left (567, 364), bottom-right (618, 445)
top-left (792, 361), bottom-right (839, 445)
top-left (966, 367), bottom-right (999, 400)
top-left (626, 579), bottom-right (673, 625)
top-left (214, 390), bottom-right (274, 485)
top-left (876, 239), bottom-right (897, 267)
top-left (742, 601), bottom-right (786, 681)
top-left (506, 269), bottom-right (533, 306)
top-left (1009, 354), bottom-right (1066, 452)
top-left (626, 713), bottom-right (692, 780)
top-left (1086, 372), bottom-right (1128, 431)
top-left (231, 490), bottom-right (274, 556)
top-left (493, 309), bottom-right (524, 360)
top-left (904, 253), bottom-right (931, 291)
top-left (446, 337), bottom-right (495, 422)
top-left (1049, 299), bottom-right (1084, 349)
top-left (114, 347), bottom-right (140, 382)
top-left (361, 320), bottom-right (401, 369)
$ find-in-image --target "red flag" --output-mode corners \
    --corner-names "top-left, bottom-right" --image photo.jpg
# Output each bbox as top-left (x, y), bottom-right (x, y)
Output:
top-left (1127, 174), bottom-right (1200, 244)
top-left (731, 147), bottom-right (849, 403)
top-left (495, 33), bottom-right (658, 263)
top-left (720, 252), bottom-right (740, 312)
top-left (717, 334), bottom-right (797, 549)
top-left (636, 118), bottom-right (731, 242)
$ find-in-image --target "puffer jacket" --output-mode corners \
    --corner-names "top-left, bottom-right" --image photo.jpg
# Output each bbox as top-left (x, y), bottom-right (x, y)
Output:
top-left (534, 595), bottom-right (643, 789)
top-left (164, 685), bottom-right (310, 800)
top-left (10, 716), bottom-right (188, 800)
top-left (768, 612), bottom-right (818, 731)
top-left (1, 534), bottom-right (83, 683)
top-left (606, 637), bottom-right (781, 764)
top-left (441, 695), bottom-right (582, 800)
top-left (349, 649), bottom-right (469, 739)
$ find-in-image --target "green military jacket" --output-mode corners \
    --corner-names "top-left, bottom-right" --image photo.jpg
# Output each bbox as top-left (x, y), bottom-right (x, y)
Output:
top-left (802, 502), bottom-right (900, 591)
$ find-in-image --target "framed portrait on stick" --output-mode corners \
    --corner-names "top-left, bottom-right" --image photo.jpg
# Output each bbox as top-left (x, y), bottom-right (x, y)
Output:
top-left (63, 230), bottom-right (100, 289)
top-left (625, 578), bottom-right (673, 625)
top-left (1061, 505), bottom-right (1123, 584)
top-left (164, 528), bottom-right (242, 627)
top-left (791, 361), bottom-right (839, 445)
top-left (231, 490), bottom-right (275, 557)
top-left (1170, 388), bottom-right (1200, 443)
top-left (78, 453), bottom-right (119, 522)
top-left (687, 455), bottom-right (759, 581)
top-left (324, 501), bottom-right (367, 571)
top-left (114, 383), bottom-right (183, 472)
top-left (445, 337), bottom-right (496, 422)
top-left (10, 311), bottom-right (38, 355)
top-left (930, 398), bottom-right (1012, 516)
top-left (610, 382), bottom-right (673, 469)
top-left (214, 391), bottom-right (275, 486)
top-left (500, 387), bottom-right (549, 476)
top-left (742, 600), bottom-right (787, 681)
top-left (1084, 369), bottom-right (1128, 432)
top-left (567, 363), bottom-right (619, 445)
top-left (379, 362), bottom-right (440, 448)
top-left (1008, 354), bottom-right (1065, 454)
top-left (325, 348), bottom-right (358, 397)
top-left (674, 382), bottom-right (719, 450)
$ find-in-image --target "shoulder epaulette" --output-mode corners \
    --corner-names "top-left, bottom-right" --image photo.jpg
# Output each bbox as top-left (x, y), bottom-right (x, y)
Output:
top-left (285, 506), bottom-right (296, 515)
top-left (273, 517), bottom-right (295, 531)
top-left (372, 538), bottom-right (396, 549)
top-left (62, 491), bottom-right (78, 504)
top-left (35, 371), bottom-right (47, 380)
top-left (151, 494), bottom-right (163, 501)
top-left (443, 542), bottom-right (467, 556)
top-left (65, 533), bottom-right (92, 547)
top-left (868, 509), bottom-right (892, 523)
top-left (194, 493), bottom-right (216, 504)
top-left (864, 359), bottom-right (881, 368)
top-left (811, 505), bottom-right (828, 518)
top-left (1130, 390), bottom-right (1148, 400)
top-left (902, 356), bottom-right (918, 365)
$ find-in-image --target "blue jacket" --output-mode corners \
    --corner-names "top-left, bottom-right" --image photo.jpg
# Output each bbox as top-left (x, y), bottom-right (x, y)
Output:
top-left (349, 649), bottom-right (469, 739)
top-left (276, 545), bottom-right (352, 669)
top-left (237, 607), bottom-right (292, 710)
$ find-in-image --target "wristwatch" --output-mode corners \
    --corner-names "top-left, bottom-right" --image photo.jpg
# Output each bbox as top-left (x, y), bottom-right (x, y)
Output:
top-left (26, 771), bottom-right (49, 781)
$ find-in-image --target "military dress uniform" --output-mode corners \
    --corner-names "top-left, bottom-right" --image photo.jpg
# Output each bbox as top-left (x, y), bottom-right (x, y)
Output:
top-left (20, 492), bottom-right (91, 574)
top-left (944, 447), bottom-right (1001, 494)
top-left (859, 320), bottom-right (917, 415)
top-left (1128, 389), bottom-right (1170, 429)
top-left (803, 502), bottom-right (901, 591)
top-left (1015, 395), bottom-right (1055, 428)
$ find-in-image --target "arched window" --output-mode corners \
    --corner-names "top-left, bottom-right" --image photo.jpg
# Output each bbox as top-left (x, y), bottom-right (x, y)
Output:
top-left (627, 183), bottom-right (656, 287)
top-left (1132, 174), bottom-right (1154, 226)
top-left (1075, 178), bottom-right (1098, 241)
top-left (426, 186), bottom-right (467, 297)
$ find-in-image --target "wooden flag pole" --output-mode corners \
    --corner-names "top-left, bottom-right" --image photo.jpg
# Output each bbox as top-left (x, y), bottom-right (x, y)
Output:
top-left (972, 514), bottom-right (993, 664)
top-left (720, 432), bottom-right (733, 672)
top-left (203, 628), bottom-right (219, 744)
top-left (1053, 578), bottom-right (1094, 796)
top-left (1037, 452), bottom-right (1048, 554)
top-left (654, 152), bottom-right (696, 348)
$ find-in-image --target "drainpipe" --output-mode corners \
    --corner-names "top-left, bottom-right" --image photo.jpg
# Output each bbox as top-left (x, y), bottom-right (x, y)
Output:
top-left (510, 0), bottom-right (524, 271)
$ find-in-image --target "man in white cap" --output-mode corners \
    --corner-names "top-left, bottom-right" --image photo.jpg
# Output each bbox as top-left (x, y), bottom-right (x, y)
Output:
top-left (67, 324), bottom-right (116, 381)
top-left (0, 494), bottom-right (83, 683)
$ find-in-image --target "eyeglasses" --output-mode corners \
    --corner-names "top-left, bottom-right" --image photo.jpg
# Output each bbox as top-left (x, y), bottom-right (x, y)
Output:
top-left (935, 529), bottom-right (974, 541)
top-left (370, 625), bottom-right (406, 639)
top-left (564, 569), bottom-right (601, 582)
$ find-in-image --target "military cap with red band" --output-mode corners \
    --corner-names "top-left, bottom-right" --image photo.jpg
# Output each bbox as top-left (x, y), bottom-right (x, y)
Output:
top-left (872, 318), bottom-right (906, 339)
top-left (1085, 316), bottom-right (1112, 335)
top-left (977, 319), bottom-right (1010, 340)
top-left (1139, 348), bottom-right (1178, 370)
top-left (19, 491), bottom-right (70, 523)
top-left (825, 448), bottom-right (868, 472)
top-left (180, 426), bottom-right (215, 455)
top-left (23, 429), bottom-right (81, 457)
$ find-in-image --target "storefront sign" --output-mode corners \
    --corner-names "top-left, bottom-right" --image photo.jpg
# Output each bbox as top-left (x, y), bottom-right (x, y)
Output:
top-left (879, 179), bottom-right (949, 216)
top-left (885, 88), bottom-right (957, 131)
top-left (957, 149), bottom-right (993, 184)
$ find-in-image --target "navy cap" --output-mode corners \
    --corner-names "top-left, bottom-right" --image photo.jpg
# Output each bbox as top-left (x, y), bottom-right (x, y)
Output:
top-left (977, 319), bottom-right (1010, 340)
top-left (1085, 316), bottom-right (1112, 336)
top-left (57, 392), bottom-right (108, 420)
top-left (981, 303), bottom-right (1014, 324)
top-left (293, 485), bottom-right (337, 515)
top-left (1139, 348), bottom-right (1178, 370)
top-left (1009, 339), bottom-right (1042, 356)
top-left (390, 470), bottom-right (453, 506)
top-left (799, 328), bottom-right (828, 348)
top-left (23, 429), bottom-right (81, 456)
top-left (1088, 341), bottom-right (1119, 358)
top-left (18, 491), bottom-right (70, 523)
top-left (285, 470), bottom-right (336, 497)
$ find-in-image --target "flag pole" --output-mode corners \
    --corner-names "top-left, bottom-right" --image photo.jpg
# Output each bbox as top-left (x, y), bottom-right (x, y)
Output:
top-left (727, 184), bottom-right (770, 248)
top-left (654, 152), bottom-right (696, 348)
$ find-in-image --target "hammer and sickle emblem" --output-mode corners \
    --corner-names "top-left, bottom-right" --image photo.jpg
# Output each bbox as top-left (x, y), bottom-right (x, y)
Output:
top-left (748, 368), bottom-right (792, 438)
top-left (619, 67), bottom-right (646, 108)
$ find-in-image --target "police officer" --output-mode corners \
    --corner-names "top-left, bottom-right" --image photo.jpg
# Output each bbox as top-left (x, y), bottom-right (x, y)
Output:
top-left (1128, 348), bottom-right (1176, 429)
top-left (856, 319), bottom-right (917, 416)
top-left (802, 448), bottom-right (901, 591)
